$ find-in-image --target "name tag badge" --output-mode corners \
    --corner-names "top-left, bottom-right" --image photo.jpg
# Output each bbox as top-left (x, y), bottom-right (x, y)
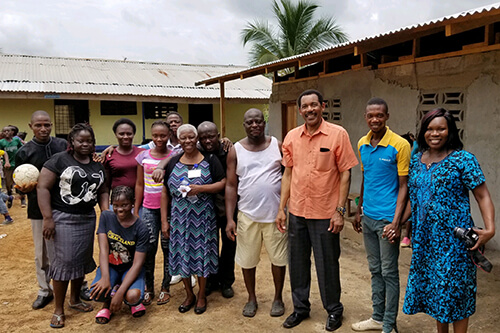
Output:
top-left (188, 169), bottom-right (201, 179)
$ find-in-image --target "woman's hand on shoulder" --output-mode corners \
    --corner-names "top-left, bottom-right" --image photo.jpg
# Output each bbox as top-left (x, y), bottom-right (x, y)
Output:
top-left (221, 137), bottom-right (233, 152)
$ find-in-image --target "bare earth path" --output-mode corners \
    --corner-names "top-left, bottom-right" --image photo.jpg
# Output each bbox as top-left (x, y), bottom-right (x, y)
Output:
top-left (1, 202), bottom-right (499, 332)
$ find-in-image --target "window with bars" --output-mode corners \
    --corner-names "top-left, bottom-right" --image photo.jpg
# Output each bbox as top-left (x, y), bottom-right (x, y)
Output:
top-left (418, 91), bottom-right (465, 141)
top-left (54, 105), bottom-right (75, 135)
top-left (143, 102), bottom-right (178, 119)
top-left (322, 98), bottom-right (342, 124)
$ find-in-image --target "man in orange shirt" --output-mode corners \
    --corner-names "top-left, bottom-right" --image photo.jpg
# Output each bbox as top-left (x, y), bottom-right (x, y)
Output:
top-left (276, 89), bottom-right (358, 331)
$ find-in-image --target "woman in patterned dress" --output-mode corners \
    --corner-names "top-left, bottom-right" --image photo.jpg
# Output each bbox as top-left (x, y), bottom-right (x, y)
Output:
top-left (161, 124), bottom-right (225, 315)
top-left (402, 108), bottom-right (495, 333)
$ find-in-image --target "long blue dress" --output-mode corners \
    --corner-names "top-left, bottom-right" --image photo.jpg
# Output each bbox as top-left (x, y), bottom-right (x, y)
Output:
top-left (167, 156), bottom-right (223, 278)
top-left (403, 150), bottom-right (485, 323)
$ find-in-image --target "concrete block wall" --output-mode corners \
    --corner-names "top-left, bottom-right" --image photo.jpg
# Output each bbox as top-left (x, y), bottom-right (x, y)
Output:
top-left (268, 50), bottom-right (500, 249)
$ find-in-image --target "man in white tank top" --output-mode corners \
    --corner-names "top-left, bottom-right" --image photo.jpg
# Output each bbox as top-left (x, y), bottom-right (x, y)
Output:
top-left (226, 108), bottom-right (288, 318)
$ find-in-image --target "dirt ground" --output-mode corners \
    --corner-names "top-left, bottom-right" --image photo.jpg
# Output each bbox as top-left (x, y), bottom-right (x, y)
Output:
top-left (0, 201), bottom-right (499, 333)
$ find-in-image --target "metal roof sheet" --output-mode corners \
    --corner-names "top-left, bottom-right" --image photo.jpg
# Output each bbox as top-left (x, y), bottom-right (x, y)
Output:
top-left (196, 2), bottom-right (500, 85)
top-left (0, 54), bottom-right (271, 99)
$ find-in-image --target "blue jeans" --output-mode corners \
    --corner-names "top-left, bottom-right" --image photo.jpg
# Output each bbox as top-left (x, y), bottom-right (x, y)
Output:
top-left (141, 207), bottom-right (171, 291)
top-left (0, 192), bottom-right (9, 215)
top-left (91, 266), bottom-right (145, 306)
top-left (362, 215), bottom-right (400, 332)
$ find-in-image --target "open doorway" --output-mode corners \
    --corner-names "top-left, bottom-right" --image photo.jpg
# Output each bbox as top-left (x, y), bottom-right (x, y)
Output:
top-left (188, 104), bottom-right (213, 129)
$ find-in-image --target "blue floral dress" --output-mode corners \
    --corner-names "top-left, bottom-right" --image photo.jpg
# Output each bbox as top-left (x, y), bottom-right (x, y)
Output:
top-left (403, 150), bottom-right (485, 323)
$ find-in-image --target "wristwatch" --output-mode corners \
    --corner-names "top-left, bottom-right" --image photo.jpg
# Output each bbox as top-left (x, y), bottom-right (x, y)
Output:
top-left (336, 206), bottom-right (346, 217)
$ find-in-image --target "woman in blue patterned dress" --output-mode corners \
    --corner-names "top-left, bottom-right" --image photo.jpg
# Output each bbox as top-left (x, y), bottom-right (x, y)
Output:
top-left (161, 124), bottom-right (225, 315)
top-left (402, 108), bottom-right (495, 333)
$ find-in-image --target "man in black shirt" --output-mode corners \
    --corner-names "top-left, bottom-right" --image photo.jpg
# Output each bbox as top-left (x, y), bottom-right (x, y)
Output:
top-left (16, 111), bottom-right (67, 309)
top-left (198, 121), bottom-right (235, 298)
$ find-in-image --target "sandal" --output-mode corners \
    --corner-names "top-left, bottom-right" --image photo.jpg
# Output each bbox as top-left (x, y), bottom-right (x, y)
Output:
top-left (131, 303), bottom-right (146, 317)
top-left (95, 308), bottom-right (111, 324)
top-left (242, 301), bottom-right (258, 317)
top-left (143, 291), bottom-right (154, 306)
top-left (68, 301), bottom-right (93, 312)
top-left (270, 300), bottom-right (285, 317)
top-left (157, 290), bottom-right (171, 305)
top-left (50, 313), bottom-right (65, 329)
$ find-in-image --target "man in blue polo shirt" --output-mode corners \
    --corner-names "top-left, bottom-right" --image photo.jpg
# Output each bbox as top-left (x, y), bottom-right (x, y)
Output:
top-left (351, 98), bottom-right (410, 333)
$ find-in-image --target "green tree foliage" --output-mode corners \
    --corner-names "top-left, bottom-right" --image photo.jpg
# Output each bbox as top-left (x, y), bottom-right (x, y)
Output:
top-left (242, 0), bottom-right (348, 68)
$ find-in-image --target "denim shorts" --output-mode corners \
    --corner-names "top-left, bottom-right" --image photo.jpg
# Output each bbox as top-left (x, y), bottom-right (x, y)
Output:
top-left (91, 266), bottom-right (145, 305)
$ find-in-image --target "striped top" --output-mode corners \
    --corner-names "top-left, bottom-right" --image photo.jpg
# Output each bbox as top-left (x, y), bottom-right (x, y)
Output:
top-left (136, 150), bottom-right (173, 209)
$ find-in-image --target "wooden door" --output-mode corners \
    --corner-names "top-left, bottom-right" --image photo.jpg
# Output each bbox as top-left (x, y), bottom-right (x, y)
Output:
top-left (281, 102), bottom-right (297, 139)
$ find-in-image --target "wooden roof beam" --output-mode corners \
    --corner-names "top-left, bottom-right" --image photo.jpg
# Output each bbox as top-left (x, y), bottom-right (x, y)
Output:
top-left (240, 68), bottom-right (266, 79)
top-left (354, 26), bottom-right (444, 55)
top-left (265, 61), bottom-right (299, 74)
top-left (446, 16), bottom-right (500, 36)
top-left (298, 47), bottom-right (355, 66)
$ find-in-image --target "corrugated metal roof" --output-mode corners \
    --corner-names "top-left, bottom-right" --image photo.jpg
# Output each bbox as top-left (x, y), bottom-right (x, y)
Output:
top-left (0, 54), bottom-right (271, 99)
top-left (196, 2), bottom-right (500, 85)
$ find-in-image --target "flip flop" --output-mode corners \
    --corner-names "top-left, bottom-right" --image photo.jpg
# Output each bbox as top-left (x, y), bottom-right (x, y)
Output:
top-left (242, 301), bottom-right (258, 317)
top-left (157, 290), bottom-right (171, 305)
top-left (131, 303), bottom-right (146, 317)
top-left (143, 291), bottom-right (154, 306)
top-left (68, 301), bottom-right (93, 312)
top-left (50, 313), bottom-right (65, 329)
top-left (95, 308), bottom-right (111, 324)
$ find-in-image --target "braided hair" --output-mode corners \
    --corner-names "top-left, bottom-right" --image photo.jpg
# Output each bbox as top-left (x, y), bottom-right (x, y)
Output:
top-left (111, 185), bottom-right (135, 204)
top-left (151, 119), bottom-right (169, 129)
top-left (67, 123), bottom-right (96, 156)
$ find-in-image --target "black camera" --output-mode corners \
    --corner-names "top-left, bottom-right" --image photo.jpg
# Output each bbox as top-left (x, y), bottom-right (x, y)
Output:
top-left (453, 227), bottom-right (479, 249)
top-left (453, 227), bottom-right (492, 273)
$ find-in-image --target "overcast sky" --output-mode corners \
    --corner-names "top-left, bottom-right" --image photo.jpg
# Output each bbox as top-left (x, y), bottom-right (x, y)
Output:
top-left (0, 0), bottom-right (497, 66)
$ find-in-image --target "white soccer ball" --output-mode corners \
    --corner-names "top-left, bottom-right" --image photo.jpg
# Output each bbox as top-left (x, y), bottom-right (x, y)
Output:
top-left (13, 164), bottom-right (40, 187)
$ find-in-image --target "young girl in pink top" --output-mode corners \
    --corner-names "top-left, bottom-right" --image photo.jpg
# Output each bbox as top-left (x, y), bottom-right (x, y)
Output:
top-left (134, 120), bottom-right (173, 306)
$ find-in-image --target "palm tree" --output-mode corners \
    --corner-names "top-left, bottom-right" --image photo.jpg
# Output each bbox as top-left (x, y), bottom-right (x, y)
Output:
top-left (241, 0), bottom-right (348, 69)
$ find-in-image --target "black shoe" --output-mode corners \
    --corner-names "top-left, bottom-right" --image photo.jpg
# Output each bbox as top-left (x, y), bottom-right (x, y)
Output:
top-left (32, 295), bottom-right (54, 310)
top-left (194, 304), bottom-right (207, 314)
top-left (325, 313), bottom-right (342, 331)
top-left (178, 297), bottom-right (196, 313)
top-left (194, 299), bottom-right (207, 315)
top-left (80, 286), bottom-right (91, 301)
top-left (283, 312), bottom-right (309, 329)
top-left (221, 285), bottom-right (234, 298)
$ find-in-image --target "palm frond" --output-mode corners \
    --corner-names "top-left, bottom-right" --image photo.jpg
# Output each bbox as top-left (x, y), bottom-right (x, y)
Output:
top-left (301, 18), bottom-right (348, 52)
top-left (241, 0), bottom-right (348, 66)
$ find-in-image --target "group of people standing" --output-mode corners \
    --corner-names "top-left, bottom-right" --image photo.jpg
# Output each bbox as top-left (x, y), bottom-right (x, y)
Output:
top-left (16, 87), bottom-right (495, 332)
top-left (0, 123), bottom-right (27, 224)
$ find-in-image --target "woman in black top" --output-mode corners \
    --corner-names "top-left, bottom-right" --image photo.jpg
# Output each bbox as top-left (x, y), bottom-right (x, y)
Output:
top-left (38, 123), bottom-right (109, 329)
